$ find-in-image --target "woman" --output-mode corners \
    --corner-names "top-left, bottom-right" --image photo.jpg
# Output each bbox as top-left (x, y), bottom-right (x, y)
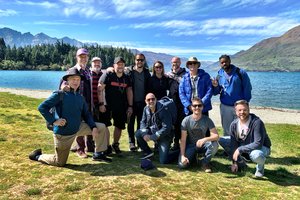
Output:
top-left (147, 61), bottom-right (169, 100)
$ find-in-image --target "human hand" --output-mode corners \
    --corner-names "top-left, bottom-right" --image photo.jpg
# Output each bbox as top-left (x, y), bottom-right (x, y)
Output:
top-left (181, 155), bottom-right (189, 165)
top-left (99, 105), bottom-right (106, 113)
top-left (231, 163), bottom-right (238, 173)
top-left (143, 134), bottom-right (151, 142)
top-left (211, 77), bottom-right (219, 87)
top-left (92, 128), bottom-right (98, 138)
top-left (127, 107), bottom-right (133, 117)
top-left (196, 138), bottom-right (206, 148)
top-left (62, 85), bottom-right (70, 92)
top-left (53, 118), bottom-right (67, 127)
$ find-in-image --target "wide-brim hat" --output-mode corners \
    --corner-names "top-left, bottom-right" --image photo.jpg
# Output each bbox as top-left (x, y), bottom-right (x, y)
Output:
top-left (186, 56), bottom-right (201, 68)
top-left (62, 68), bottom-right (84, 81)
top-left (114, 56), bottom-right (125, 64)
top-left (76, 48), bottom-right (89, 56)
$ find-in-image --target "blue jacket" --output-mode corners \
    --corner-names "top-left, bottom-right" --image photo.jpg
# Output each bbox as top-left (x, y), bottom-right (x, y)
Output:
top-left (213, 65), bottom-right (252, 106)
top-left (179, 68), bottom-right (213, 115)
top-left (38, 91), bottom-right (96, 135)
top-left (140, 101), bottom-right (173, 141)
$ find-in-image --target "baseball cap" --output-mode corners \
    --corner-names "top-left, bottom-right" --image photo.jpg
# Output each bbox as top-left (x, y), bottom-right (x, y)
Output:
top-left (114, 56), bottom-right (125, 64)
top-left (76, 48), bottom-right (89, 56)
top-left (92, 57), bottom-right (102, 62)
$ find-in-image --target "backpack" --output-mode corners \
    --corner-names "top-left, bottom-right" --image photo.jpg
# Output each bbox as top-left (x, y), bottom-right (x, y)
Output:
top-left (156, 96), bottom-right (177, 125)
top-left (46, 91), bottom-right (64, 130)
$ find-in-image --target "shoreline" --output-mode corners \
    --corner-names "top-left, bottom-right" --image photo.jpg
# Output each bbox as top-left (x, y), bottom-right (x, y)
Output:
top-left (1, 87), bottom-right (299, 126)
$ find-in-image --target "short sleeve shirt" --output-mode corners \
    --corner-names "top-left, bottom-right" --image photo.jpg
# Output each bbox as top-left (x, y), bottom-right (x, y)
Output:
top-left (181, 115), bottom-right (215, 145)
top-left (99, 72), bottom-right (132, 110)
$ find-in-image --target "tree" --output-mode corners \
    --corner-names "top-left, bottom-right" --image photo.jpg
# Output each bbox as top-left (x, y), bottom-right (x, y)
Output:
top-left (0, 37), bottom-right (6, 61)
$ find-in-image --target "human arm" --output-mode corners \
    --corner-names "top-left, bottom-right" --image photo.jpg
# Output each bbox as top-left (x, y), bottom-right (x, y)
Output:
top-left (196, 127), bottom-right (219, 148)
top-left (200, 74), bottom-right (213, 108)
top-left (241, 70), bottom-right (252, 102)
top-left (179, 76), bottom-right (192, 112)
top-left (81, 98), bottom-right (97, 130)
top-left (180, 130), bottom-right (189, 165)
top-left (97, 82), bottom-right (106, 113)
top-left (149, 108), bottom-right (172, 141)
top-left (126, 86), bottom-right (133, 117)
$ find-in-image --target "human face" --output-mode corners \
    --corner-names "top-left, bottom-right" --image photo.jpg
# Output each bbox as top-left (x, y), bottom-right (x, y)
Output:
top-left (114, 61), bottom-right (125, 73)
top-left (219, 58), bottom-right (231, 72)
top-left (145, 94), bottom-right (156, 109)
top-left (77, 54), bottom-right (89, 68)
top-left (91, 60), bottom-right (102, 74)
top-left (191, 101), bottom-right (203, 114)
top-left (135, 55), bottom-right (145, 68)
top-left (67, 76), bottom-right (81, 90)
top-left (171, 57), bottom-right (181, 72)
top-left (235, 104), bottom-right (250, 122)
top-left (187, 62), bottom-right (199, 75)
top-left (154, 63), bottom-right (163, 75)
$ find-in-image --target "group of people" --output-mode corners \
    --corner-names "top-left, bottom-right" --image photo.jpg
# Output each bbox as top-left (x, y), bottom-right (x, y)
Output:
top-left (29, 48), bottom-right (272, 178)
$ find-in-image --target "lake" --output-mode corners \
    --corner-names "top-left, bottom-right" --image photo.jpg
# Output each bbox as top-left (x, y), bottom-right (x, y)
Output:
top-left (0, 70), bottom-right (300, 110)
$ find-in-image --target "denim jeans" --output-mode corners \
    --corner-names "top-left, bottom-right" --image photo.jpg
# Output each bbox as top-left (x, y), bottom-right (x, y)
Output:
top-left (219, 136), bottom-right (271, 173)
top-left (178, 141), bottom-right (219, 169)
top-left (220, 104), bottom-right (236, 136)
top-left (135, 128), bottom-right (173, 164)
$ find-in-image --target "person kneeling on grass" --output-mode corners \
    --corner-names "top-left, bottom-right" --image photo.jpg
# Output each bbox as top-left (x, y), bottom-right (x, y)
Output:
top-left (218, 100), bottom-right (271, 178)
top-left (178, 97), bottom-right (219, 173)
top-left (29, 68), bottom-right (111, 166)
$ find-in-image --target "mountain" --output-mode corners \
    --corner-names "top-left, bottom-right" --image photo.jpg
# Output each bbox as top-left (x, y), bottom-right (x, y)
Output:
top-left (231, 25), bottom-right (300, 72)
top-left (0, 27), bottom-right (213, 69)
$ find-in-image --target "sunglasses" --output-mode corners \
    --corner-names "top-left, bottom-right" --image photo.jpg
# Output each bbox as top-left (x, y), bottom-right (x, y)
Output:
top-left (136, 59), bottom-right (144, 62)
top-left (188, 62), bottom-right (198, 65)
top-left (155, 65), bottom-right (162, 69)
top-left (146, 98), bottom-right (156, 102)
top-left (192, 104), bottom-right (203, 108)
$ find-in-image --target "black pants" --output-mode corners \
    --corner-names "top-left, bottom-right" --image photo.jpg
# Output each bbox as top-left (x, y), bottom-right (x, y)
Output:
top-left (127, 101), bottom-right (145, 145)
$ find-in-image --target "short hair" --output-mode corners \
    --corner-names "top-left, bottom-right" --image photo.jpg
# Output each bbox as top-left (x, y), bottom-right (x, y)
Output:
top-left (219, 54), bottom-right (231, 61)
top-left (191, 97), bottom-right (203, 104)
top-left (135, 53), bottom-right (145, 59)
top-left (234, 100), bottom-right (249, 107)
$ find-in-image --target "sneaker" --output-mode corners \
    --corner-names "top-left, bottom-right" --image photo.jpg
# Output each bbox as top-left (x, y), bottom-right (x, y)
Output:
top-left (129, 143), bottom-right (138, 152)
top-left (112, 142), bottom-right (122, 154)
top-left (92, 152), bottom-right (112, 162)
top-left (254, 170), bottom-right (264, 178)
top-left (29, 149), bottom-right (42, 161)
top-left (140, 152), bottom-right (154, 159)
top-left (202, 163), bottom-right (212, 173)
top-left (76, 150), bottom-right (88, 158)
top-left (105, 145), bottom-right (113, 155)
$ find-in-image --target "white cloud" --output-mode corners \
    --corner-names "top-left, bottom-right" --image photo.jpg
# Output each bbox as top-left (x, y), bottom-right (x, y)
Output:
top-left (222, 0), bottom-right (277, 7)
top-left (130, 20), bottom-right (197, 29)
top-left (34, 21), bottom-right (88, 26)
top-left (16, 1), bottom-right (58, 9)
top-left (0, 9), bottom-right (18, 17)
top-left (63, 5), bottom-right (111, 19)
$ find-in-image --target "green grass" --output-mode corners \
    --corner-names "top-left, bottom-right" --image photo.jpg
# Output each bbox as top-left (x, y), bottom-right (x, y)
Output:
top-left (0, 92), bottom-right (299, 199)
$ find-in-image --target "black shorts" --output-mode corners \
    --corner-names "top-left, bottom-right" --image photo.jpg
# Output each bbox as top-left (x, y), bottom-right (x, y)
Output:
top-left (93, 105), bottom-right (112, 127)
top-left (110, 107), bottom-right (127, 130)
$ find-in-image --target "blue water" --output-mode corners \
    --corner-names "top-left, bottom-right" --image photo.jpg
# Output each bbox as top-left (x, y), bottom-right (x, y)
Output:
top-left (0, 70), bottom-right (300, 110)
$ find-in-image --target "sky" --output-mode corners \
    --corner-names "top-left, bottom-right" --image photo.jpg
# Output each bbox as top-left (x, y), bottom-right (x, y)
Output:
top-left (1, 0), bottom-right (300, 61)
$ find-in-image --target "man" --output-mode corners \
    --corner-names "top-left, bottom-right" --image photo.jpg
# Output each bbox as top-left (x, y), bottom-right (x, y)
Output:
top-left (178, 97), bottom-right (219, 172)
top-left (98, 56), bottom-right (133, 154)
top-left (135, 93), bottom-right (175, 164)
top-left (179, 57), bottom-right (213, 117)
top-left (90, 57), bottom-right (112, 155)
top-left (219, 100), bottom-right (271, 178)
top-left (61, 48), bottom-right (94, 158)
top-left (126, 53), bottom-right (151, 151)
top-left (212, 54), bottom-right (252, 136)
top-left (166, 56), bottom-right (186, 151)
top-left (29, 68), bottom-right (111, 167)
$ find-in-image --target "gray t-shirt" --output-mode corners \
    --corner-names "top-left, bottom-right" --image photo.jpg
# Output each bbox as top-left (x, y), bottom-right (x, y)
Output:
top-left (133, 70), bottom-right (145, 102)
top-left (181, 115), bottom-right (215, 145)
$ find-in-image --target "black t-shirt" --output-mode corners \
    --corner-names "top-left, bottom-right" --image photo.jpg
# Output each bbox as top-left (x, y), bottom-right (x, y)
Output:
top-left (99, 72), bottom-right (132, 110)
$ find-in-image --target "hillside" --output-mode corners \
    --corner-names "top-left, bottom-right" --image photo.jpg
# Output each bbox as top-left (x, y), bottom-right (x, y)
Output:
top-left (231, 25), bottom-right (300, 72)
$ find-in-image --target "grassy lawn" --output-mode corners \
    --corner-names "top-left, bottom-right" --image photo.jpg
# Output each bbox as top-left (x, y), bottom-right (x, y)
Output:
top-left (0, 92), bottom-right (299, 200)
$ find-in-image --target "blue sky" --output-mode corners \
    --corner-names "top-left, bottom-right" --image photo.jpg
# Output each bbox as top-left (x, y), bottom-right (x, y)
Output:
top-left (1, 0), bottom-right (300, 61)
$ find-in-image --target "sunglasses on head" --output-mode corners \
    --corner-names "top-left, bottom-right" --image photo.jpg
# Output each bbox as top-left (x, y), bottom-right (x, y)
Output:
top-left (146, 97), bottom-right (156, 102)
top-left (136, 59), bottom-right (144, 62)
top-left (192, 104), bottom-right (203, 108)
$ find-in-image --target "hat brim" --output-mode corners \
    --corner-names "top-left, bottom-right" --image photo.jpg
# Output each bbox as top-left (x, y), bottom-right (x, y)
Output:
top-left (62, 74), bottom-right (83, 81)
